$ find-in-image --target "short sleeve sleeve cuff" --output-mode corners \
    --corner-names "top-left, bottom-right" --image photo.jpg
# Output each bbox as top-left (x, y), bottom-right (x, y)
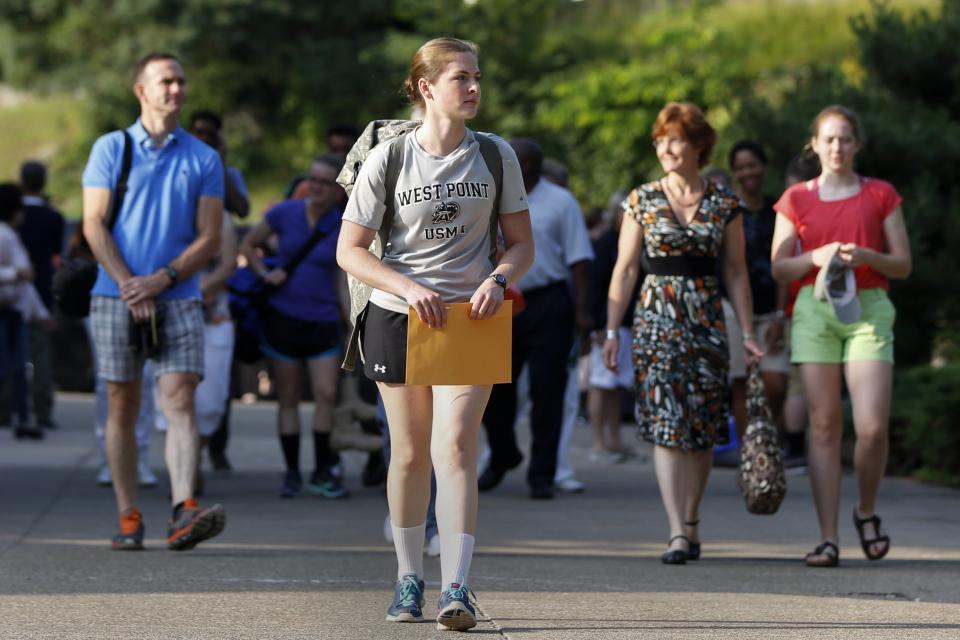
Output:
top-left (622, 188), bottom-right (646, 223)
top-left (200, 151), bottom-right (225, 199)
top-left (492, 136), bottom-right (528, 215)
top-left (81, 133), bottom-right (121, 189)
top-left (342, 143), bottom-right (389, 231)
top-left (773, 186), bottom-right (800, 228)
top-left (880, 181), bottom-right (903, 218)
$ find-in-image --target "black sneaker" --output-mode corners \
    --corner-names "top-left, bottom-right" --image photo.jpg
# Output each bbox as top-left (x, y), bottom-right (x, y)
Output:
top-left (529, 485), bottom-right (554, 500)
top-left (477, 452), bottom-right (522, 492)
top-left (210, 450), bottom-right (233, 472)
top-left (279, 470), bottom-right (302, 498)
top-left (308, 468), bottom-right (350, 499)
top-left (784, 452), bottom-right (808, 475)
top-left (166, 500), bottom-right (226, 551)
top-left (386, 573), bottom-right (425, 622)
top-left (436, 583), bottom-right (477, 631)
top-left (13, 423), bottom-right (44, 440)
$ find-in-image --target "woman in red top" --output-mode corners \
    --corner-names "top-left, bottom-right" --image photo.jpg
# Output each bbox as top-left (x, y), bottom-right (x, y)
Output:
top-left (771, 105), bottom-right (911, 567)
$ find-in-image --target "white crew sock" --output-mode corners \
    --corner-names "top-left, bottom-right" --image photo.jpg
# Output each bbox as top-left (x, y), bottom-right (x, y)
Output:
top-left (392, 522), bottom-right (426, 580)
top-left (440, 533), bottom-right (475, 588)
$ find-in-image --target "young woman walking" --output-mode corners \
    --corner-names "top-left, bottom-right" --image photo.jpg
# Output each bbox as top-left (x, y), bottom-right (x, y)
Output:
top-left (336, 37), bottom-right (533, 629)
top-left (771, 105), bottom-right (910, 567)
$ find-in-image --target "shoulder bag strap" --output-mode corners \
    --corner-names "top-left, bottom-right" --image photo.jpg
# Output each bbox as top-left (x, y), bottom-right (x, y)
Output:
top-left (281, 213), bottom-right (331, 278)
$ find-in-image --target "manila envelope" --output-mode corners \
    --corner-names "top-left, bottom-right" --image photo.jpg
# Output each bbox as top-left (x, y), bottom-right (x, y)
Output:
top-left (405, 301), bottom-right (512, 385)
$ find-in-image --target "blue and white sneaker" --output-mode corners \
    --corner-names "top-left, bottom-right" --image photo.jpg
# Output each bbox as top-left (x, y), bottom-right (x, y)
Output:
top-left (386, 574), bottom-right (425, 622)
top-left (436, 583), bottom-right (476, 631)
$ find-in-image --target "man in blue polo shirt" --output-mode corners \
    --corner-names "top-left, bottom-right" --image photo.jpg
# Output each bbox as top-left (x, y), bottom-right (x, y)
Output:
top-left (83, 52), bottom-right (226, 552)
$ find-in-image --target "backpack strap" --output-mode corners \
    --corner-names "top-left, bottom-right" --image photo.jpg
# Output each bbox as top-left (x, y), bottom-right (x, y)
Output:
top-left (379, 132), bottom-right (409, 253)
top-left (475, 133), bottom-right (503, 263)
top-left (108, 130), bottom-right (134, 231)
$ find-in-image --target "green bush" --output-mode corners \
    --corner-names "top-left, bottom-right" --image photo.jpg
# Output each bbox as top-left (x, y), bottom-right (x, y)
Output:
top-left (888, 365), bottom-right (960, 485)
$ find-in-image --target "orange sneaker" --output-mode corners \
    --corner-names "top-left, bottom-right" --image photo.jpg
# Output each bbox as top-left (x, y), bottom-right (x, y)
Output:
top-left (111, 507), bottom-right (145, 551)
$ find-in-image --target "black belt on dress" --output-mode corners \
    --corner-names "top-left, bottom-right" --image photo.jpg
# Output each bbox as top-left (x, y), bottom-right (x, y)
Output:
top-left (643, 255), bottom-right (716, 277)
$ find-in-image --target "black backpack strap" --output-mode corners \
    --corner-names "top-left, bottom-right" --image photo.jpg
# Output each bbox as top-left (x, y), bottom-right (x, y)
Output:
top-left (108, 130), bottom-right (134, 231)
top-left (475, 134), bottom-right (503, 262)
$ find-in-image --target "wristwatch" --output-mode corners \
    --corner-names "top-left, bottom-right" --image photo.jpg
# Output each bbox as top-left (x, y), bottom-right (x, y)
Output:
top-left (163, 265), bottom-right (179, 286)
top-left (489, 273), bottom-right (507, 289)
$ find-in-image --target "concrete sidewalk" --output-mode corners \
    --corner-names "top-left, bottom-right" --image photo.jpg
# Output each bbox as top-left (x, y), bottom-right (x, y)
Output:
top-left (1, 393), bottom-right (958, 639)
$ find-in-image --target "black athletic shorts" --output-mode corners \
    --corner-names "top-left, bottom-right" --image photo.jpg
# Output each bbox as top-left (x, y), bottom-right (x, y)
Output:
top-left (262, 306), bottom-right (340, 361)
top-left (360, 303), bottom-right (407, 384)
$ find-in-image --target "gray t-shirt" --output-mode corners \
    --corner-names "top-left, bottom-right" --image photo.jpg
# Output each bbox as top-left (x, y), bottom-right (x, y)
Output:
top-left (343, 128), bottom-right (528, 314)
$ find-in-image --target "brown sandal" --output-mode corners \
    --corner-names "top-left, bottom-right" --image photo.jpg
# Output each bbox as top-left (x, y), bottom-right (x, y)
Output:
top-left (805, 541), bottom-right (839, 567)
top-left (853, 508), bottom-right (891, 561)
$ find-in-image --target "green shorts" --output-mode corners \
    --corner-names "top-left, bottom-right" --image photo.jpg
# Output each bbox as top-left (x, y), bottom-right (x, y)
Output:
top-left (791, 285), bottom-right (895, 364)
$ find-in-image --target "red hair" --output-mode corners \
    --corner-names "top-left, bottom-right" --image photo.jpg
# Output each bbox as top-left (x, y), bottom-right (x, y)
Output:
top-left (651, 102), bottom-right (717, 168)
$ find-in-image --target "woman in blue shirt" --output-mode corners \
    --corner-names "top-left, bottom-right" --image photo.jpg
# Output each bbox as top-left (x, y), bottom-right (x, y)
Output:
top-left (240, 153), bottom-right (349, 499)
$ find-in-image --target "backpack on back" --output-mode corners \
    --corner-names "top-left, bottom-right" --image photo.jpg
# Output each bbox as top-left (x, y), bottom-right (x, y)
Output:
top-left (337, 119), bottom-right (503, 372)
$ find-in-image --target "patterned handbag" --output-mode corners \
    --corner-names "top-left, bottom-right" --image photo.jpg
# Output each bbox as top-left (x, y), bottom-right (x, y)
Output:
top-left (737, 363), bottom-right (787, 514)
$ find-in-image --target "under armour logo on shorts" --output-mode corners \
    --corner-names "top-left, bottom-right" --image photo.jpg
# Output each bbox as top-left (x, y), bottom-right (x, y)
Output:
top-left (374, 364), bottom-right (386, 373)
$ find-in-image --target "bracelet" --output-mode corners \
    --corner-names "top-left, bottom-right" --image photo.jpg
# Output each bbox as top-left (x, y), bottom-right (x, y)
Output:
top-left (605, 329), bottom-right (619, 340)
top-left (742, 332), bottom-right (757, 341)
top-left (773, 310), bottom-right (786, 321)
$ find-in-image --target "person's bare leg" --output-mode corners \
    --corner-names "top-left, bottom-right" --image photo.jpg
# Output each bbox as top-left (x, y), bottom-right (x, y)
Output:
top-left (273, 360), bottom-right (302, 438)
top-left (784, 393), bottom-right (808, 435)
top-left (379, 383), bottom-right (433, 527)
top-left (762, 370), bottom-right (789, 431)
top-left (683, 449), bottom-right (713, 543)
top-left (604, 389), bottom-right (624, 451)
top-left (730, 378), bottom-right (747, 440)
top-left (106, 380), bottom-right (142, 513)
top-left (845, 359), bottom-right (893, 557)
top-left (157, 373), bottom-right (201, 506)
top-left (307, 358), bottom-right (340, 435)
top-left (431, 385), bottom-right (492, 535)
top-left (587, 386), bottom-right (608, 451)
top-left (801, 363), bottom-right (843, 554)
top-left (432, 384), bottom-right (491, 589)
top-left (654, 445), bottom-right (689, 552)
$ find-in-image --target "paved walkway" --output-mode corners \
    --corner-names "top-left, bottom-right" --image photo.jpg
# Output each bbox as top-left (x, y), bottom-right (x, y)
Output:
top-left (1, 393), bottom-right (959, 639)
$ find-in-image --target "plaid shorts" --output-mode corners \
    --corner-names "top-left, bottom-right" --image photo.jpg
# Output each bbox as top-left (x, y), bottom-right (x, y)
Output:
top-left (90, 296), bottom-right (204, 382)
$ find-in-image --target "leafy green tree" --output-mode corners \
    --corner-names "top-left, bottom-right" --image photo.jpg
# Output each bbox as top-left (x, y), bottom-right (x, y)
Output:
top-left (0, 0), bottom-right (408, 175)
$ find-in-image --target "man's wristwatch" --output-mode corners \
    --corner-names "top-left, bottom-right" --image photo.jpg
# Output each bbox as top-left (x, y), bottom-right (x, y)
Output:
top-left (489, 273), bottom-right (507, 289)
top-left (163, 265), bottom-right (179, 287)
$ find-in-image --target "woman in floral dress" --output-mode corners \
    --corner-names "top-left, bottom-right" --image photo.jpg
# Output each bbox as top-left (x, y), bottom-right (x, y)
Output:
top-left (603, 103), bottom-right (762, 564)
